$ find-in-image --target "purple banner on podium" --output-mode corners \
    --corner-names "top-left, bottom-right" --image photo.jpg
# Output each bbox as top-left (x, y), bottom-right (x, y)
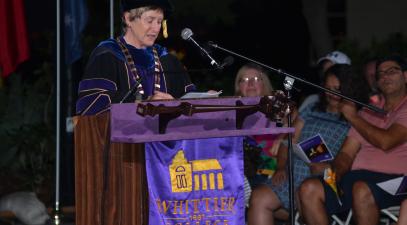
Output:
top-left (110, 96), bottom-right (294, 143)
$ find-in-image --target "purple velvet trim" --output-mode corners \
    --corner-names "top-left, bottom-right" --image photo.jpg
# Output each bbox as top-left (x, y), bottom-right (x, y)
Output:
top-left (76, 93), bottom-right (111, 115)
top-left (97, 38), bottom-right (167, 63)
top-left (185, 83), bottom-right (197, 93)
top-left (78, 78), bottom-right (117, 92)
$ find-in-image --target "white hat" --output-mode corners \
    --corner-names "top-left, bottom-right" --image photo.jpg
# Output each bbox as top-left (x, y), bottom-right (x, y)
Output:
top-left (317, 51), bottom-right (351, 65)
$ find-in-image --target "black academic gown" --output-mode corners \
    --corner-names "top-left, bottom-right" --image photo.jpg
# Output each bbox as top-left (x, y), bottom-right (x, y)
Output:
top-left (76, 38), bottom-right (195, 115)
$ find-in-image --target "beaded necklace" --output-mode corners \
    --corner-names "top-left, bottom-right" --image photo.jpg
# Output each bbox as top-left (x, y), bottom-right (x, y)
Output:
top-left (116, 36), bottom-right (162, 98)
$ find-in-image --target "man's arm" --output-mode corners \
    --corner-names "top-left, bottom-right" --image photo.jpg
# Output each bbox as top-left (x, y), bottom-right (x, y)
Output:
top-left (331, 136), bottom-right (360, 181)
top-left (340, 101), bottom-right (407, 151)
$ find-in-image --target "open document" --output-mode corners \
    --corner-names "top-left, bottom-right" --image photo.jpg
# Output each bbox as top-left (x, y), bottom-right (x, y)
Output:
top-left (293, 134), bottom-right (333, 163)
top-left (377, 176), bottom-right (407, 195)
top-left (180, 90), bottom-right (223, 99)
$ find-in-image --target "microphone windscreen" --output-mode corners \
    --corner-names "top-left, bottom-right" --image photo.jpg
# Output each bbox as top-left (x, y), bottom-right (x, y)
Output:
top-left (223, 56), bottom-right (234, 67)
top-left (181, 28), bottom-right (193, 40)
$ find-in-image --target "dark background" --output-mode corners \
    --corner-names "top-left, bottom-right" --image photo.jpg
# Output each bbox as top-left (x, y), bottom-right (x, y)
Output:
top-left (21, 0), bottom-right (312, 207)
top-left (2, 0), bottom-right (407, 211)
top-left (20, 0), bottom-right (315, 207)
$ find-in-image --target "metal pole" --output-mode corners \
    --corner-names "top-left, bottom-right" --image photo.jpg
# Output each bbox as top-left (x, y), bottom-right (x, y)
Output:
top-left (283, 77), bottom-right (295, 225)
top-left (54, 0), bottom-right (61, 223)
top-left (110, 0), bottom-right (114, 38)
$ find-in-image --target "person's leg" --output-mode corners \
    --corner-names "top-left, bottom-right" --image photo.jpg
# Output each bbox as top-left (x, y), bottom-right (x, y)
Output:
top-left (274, 208), bottom-right (289, 221)
top-left (298, 178), bottom-right (330, 225)
top-left (344, 170), bottom-right (406, 225)
top-left (352, 180), bottom-right (380, 225)
top-left (248, 185), bottom-right (283, 225)
top-left (397, 199), bottom-right (407, 225)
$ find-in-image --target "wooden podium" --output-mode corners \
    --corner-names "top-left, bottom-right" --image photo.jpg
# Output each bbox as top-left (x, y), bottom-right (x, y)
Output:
top-left (74, 112), bottom-right (148, 225)
top-left (74, 96), bottom-right (294, 225)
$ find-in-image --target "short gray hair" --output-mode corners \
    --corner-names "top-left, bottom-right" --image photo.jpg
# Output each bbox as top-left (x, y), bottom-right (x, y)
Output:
top-left (121, 6), bottom-right (164, 33)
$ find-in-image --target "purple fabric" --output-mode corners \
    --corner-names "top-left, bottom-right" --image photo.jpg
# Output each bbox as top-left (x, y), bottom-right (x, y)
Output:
top-left (76, 78), bottom-right (116, 115)
top-left (145, 137), bottom-right (245, 225)
top-left (78, 78), bottom-right (117, 92)
top-left (110, 97), bottom-right (294, 143)
top-left (76, 93), bottom-right (111, 115)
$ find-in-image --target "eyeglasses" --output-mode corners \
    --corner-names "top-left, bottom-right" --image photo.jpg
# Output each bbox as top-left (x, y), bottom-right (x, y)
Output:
top-left (239, 76), bottom-right (262, 83)
top-left (377, 66), bottom-right (402, 79)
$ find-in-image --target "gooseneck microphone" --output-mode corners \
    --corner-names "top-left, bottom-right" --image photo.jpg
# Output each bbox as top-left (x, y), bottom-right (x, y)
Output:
top-left (119, 78), bottom-right (142, 103)
top-left (181, 28), bottom-right (220, 67)
top-left (219, 56), bottom-right (234, 69)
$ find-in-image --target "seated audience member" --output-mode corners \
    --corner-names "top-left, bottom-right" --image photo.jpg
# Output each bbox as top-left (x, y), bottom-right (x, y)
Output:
top-left (299, 55), bottom-right (407, 225)
top-left (234, 63), bottom-right (279, 202)
top-left (397, 199), bottom-right (407, 225)
top-left (234, 62), bottom-right (274, 98)
top-left (363, 57), bottom-right (383, 105)
top-left (363, 57), bottom-right (379, 94)
top-left (299, 50), bottom-right (351, 112)
top-left (247, 64), bottom-right (369, 225)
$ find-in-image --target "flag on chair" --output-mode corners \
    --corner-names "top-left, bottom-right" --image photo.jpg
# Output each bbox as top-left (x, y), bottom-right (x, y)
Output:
top-left (145, 137), bottom-right (245, 225)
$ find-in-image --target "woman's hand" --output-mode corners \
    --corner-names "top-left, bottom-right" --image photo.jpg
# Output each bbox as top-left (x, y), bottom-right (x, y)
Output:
top-left (269, 136), bottom-right (283, 156)
top-left (272, 168), bottom-right (287, 186)
top-left (148, 91), bottom-right (174, 100)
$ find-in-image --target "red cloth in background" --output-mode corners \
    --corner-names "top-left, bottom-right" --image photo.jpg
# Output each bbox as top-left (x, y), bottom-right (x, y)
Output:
top-left (0, 0), bottom-right (30, 77)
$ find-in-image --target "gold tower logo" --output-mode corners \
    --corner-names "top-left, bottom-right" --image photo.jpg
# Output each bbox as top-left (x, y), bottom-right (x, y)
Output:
top-left (169, 150), bottom-right (224, 193)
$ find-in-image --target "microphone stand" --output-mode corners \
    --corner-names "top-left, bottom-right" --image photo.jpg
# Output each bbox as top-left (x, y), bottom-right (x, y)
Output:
top-left (208, 42), bottom-right (385, 225)
top-left (283, 76), bottom-right (296, 225)
top-left (120, 78), bottom-right (142, 103)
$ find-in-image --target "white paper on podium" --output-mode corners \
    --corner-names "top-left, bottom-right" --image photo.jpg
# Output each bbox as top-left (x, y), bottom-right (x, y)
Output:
top-left (180, 90), bottom-right (222, 99)
top-left (377, 176), bottom-right (407, 195)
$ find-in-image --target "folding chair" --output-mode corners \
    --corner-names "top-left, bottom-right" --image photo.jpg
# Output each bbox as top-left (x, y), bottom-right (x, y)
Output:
top-left (295, 210), bottom-right (352, 225)
top-left (329, 206), bottom-right (400, 225)
top-left (331, 210), bottom-right (353, 225)
top-left (380, 206), bottom-right (400, 225)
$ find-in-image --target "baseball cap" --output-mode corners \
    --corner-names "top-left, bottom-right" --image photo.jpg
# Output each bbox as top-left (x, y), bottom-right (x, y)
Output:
top-left (317, 51), bottom-right (351, 65)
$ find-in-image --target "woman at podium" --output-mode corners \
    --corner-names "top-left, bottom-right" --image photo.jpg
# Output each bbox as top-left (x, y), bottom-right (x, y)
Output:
top-left (76, 0), bottom-right (195, 115)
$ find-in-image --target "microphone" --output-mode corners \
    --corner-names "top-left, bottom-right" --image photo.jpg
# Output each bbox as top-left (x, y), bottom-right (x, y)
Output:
top-left (181, 28), bottom-right (220, 67)
top-left (219, 56), bottom-right (234, 69)
top-left (207, 41), bottom-right (218, 48)
top-left (120, 78), bottom-right (142, 103)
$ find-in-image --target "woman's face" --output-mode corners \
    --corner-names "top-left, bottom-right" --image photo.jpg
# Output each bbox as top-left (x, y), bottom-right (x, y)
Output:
top-left (324, 74), bottom-right (341, 110)
top-left (125, 9), bottom-right (164, 48)
top-left (238, 68), bottom-right (264, 97)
